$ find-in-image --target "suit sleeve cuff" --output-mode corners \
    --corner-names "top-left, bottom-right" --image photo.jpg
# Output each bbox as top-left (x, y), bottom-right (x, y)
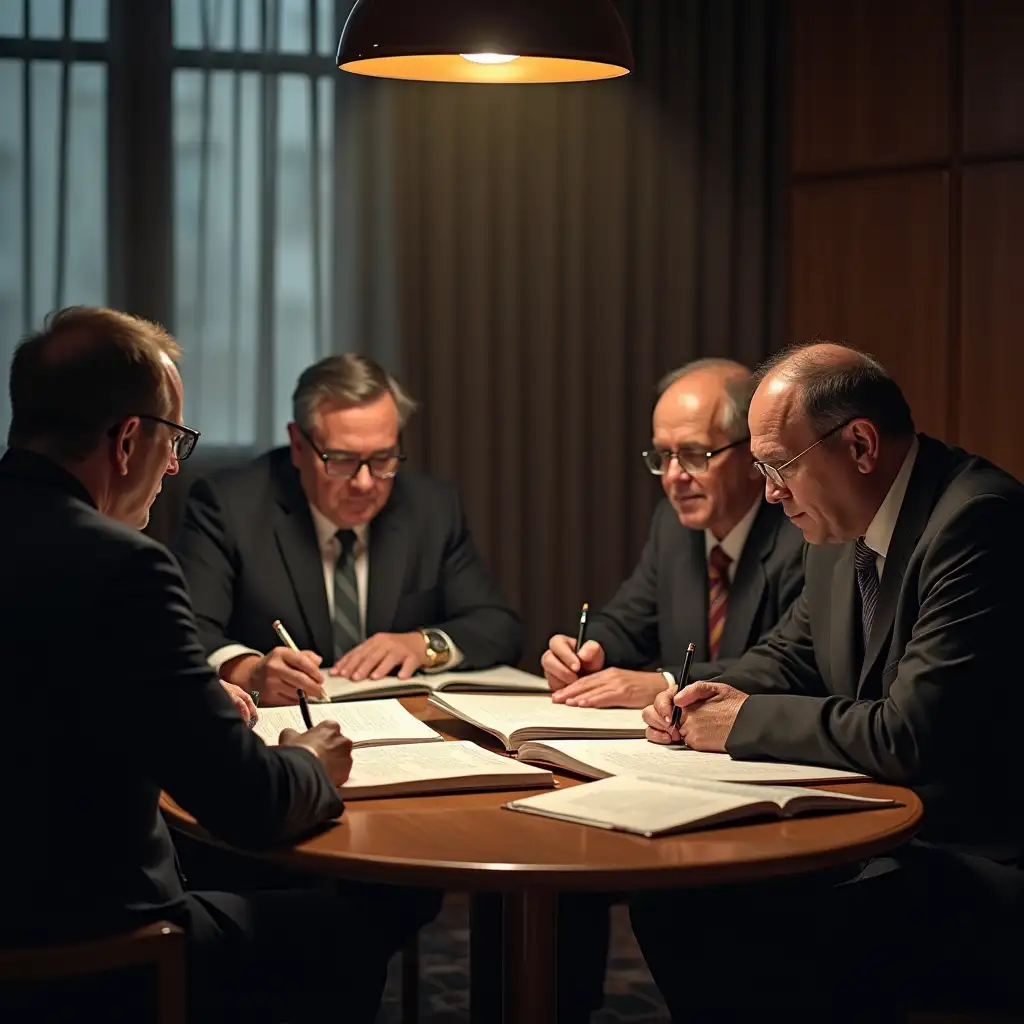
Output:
top-left (422, 629), bottom-right (463, 673)
top-left (209, 643), bottom-right (263, 676)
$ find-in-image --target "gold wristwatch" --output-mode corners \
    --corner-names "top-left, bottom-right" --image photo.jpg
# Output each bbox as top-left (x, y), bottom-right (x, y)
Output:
top-left (421, 629), bottom-right (452, 671)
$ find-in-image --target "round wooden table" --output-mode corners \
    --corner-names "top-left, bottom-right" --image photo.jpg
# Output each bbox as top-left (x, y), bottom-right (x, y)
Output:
top-left (162, 697), bottom-right (923, 1024)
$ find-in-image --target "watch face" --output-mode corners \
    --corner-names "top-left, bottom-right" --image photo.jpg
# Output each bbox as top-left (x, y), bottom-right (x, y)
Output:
top-left (426, 632), bottom-right (448, 654)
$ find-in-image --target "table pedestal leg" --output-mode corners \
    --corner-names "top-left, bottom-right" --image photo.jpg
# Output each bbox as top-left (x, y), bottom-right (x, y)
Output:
top-left (501, 889), bottom-right (558, 1024)
top-left (469, 893), bottom-right (503, 1024)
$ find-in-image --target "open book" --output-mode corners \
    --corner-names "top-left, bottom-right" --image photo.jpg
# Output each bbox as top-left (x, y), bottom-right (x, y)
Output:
top-left (320, 665), bottom-right (549, 702)
top-left (505, 775), bottom-right (896, 837)
top-left (516, 738), bottom-right (869, 786)
top-left (252, 698), bottom-right (440, 748)
top-left (427, 694), bottom-right (646, 751)
top-left (339, 740), bottom-right (555, 799)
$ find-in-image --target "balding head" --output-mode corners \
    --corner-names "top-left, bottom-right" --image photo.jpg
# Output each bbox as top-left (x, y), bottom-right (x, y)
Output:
top-left (752, 342), bottom-right (914, 442)
top-left (747, 342), bottom-right (916, 545)
top-left (650, 358), bottom-right (761, 540)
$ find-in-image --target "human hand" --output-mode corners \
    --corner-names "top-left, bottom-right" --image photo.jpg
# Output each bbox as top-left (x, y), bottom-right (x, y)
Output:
top-left (551, 668), bottom-right (666, 709)
top-left (541, 635), bottom-right (606, 691)
top-left (219, 681), bottom-right (259, 726)
top-left (242, 647), bottom-right (324, 705)
top-left (279, 720), bottom-right (354, 786)
top-left (642, 687), bottom-right (683, 745)
top-left (330, 632), bottom-right (427, 682)
top-left (673, 681), bottom-right (748, 752)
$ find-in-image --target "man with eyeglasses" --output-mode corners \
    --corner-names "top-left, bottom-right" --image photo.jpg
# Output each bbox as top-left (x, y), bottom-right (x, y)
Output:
top-left (542, 358), bottom-right (805, 711)
top-left (633, 343), bottom-right (1024, 1021)
top-left (0, 307), bottom-right (402, 1021)
top-left (174, 353), bottom-right (520, 707)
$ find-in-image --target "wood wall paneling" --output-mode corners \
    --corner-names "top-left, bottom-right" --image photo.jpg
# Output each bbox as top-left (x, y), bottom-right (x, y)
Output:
top-left (790, 0), bottom-right (950, 175)
top-left (789, 174), bottom-right (951, 438)
top-left (963, 0), bottom-right (1024, 156)
top-left (958, 162), bottom-right (1024, 481)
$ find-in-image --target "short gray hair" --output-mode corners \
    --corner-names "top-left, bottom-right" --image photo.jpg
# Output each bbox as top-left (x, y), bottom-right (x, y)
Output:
top-left (292, 354), bottom-right (418, 432)
top-left (656, 358), bottom-right (753, 441)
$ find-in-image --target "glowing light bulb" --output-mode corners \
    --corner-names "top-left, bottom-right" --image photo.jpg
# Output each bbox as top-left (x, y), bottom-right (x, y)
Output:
top-left (460, 53), bottom-right (520, 65)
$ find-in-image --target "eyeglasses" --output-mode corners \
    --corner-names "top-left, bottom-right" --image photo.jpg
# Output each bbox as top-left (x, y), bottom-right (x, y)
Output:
top-left (300, 427), bottom-right (406, 480)
top-left (116, 414), bottom-right (200, 461)
top-left (642, 437), bottom-right (750, 476)
top-left (752, 419), bottom-right (852, 488)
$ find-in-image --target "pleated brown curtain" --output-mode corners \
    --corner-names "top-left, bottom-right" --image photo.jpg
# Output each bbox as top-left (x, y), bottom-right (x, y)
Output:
top-left (387, 0), bottom-right (785, 666)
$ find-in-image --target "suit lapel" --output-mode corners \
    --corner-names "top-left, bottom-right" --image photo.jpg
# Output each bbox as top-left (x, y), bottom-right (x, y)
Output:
top-left (830, 545), bottom-right (860, 698)
top-left (366, 482), bottom-right (412, 636)
top-left (857, 437), bottom-right (946, 694)
top-left (678, 529), bottom-right (711, 662)
top-left (720, 502), bottom-right (771, 655)
top-left (272, 469), bottom-right (334, 656)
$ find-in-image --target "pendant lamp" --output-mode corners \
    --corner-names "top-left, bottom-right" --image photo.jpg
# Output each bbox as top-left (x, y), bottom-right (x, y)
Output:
top-left (337, 0), bottom-right (633, 84)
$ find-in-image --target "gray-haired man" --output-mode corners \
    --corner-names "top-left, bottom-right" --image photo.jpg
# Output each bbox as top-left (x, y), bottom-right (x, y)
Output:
top-left (542, 358), bottom-right (806, 710)
top-left (174, 353), bottom-right (521, 706)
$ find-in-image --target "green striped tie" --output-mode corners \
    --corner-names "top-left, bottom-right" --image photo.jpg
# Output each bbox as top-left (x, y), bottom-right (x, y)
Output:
top-left (333, 529), bottom-right (362, 660)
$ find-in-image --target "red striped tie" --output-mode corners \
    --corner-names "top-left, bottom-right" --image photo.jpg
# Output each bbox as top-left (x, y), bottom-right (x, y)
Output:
top-left (707, 545), bottom-right (732, 661)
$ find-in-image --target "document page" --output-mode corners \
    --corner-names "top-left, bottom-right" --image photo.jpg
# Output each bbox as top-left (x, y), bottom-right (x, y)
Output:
top-left (252, 699), bottom-right (441, 748)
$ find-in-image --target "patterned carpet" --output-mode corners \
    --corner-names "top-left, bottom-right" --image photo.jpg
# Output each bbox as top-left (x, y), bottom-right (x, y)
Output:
top-left (377, 894), bottom-right (669, 1023)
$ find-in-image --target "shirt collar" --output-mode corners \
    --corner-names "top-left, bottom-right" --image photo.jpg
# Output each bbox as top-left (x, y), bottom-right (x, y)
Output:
top-left (705, 497), bottom-right (762, 565)
top-left (308, 500), bottom-right (368, 551)
top-left (863, 435), bottom-right (919, 560)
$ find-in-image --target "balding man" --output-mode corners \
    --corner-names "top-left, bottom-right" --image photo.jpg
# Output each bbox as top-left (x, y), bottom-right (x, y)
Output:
top-left (542, 358), bottom-right (805, 709)
top-left (635, 343), bottom-right (1024, 1021)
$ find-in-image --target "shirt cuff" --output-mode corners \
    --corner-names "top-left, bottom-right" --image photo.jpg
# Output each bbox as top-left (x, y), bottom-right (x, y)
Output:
top-left (209, 643), bottom-right (263, 676)
top-left (421, 629), bottom-right (463, 673)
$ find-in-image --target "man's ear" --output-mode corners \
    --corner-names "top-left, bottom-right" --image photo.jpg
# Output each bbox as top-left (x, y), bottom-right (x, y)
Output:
top-left (849, 420), bottom-right (880, 472)
top-left (286, 422), bottom-right (302, 468)
top-left (111, 417), bottom-right (142, 476)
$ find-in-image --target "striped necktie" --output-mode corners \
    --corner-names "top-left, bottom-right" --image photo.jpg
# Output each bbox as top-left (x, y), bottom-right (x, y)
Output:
top-left (707, 544), bottom-right (732, 662)
top-left (854, 538), bottom-right (880, 648)
top-left (333, 529), bottom-right (362, 660)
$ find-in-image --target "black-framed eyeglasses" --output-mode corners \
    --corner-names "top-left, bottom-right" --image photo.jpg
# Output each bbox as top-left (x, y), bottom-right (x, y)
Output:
top-left (110, 414), bottom-right (200, 461)
top-left (642, 436), bottom-right (750, 476)
top-left (752, 418), bottom-right (852, 488)
top-left (299, 426), bottom-right (406, 480)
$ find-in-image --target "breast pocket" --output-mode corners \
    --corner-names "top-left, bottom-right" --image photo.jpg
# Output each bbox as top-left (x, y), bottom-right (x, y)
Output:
top-left (393, 586), bottom-right (443, 630)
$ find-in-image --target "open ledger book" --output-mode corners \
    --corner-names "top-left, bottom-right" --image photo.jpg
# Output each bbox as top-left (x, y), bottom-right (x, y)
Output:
top-left (427, 694), bottom-right (646, 751)
top-left (320, 665), bottom-right (549, 702)
top-left (252, 698), bottom-right (440, 748)
top-left (516, 738), bottom-right (869, 785)
top-left (339, 740), bottom-right (555, 799)
top-left (506, 775), bottom-right (896, 837)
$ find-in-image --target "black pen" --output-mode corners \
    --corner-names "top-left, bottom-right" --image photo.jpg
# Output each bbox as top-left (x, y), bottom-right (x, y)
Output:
top-left (670, 642), bottom-right (696, 729)
top-left (574, 602), bottom-right (589, 666)
top-left (297, 689), bottom-right (314, 730)
top-left (247, 690), bottom-right (260, 730)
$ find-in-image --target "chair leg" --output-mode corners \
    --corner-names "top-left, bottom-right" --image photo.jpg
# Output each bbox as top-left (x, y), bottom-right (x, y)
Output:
top-left (400, 936), bottom-right (419, 1024)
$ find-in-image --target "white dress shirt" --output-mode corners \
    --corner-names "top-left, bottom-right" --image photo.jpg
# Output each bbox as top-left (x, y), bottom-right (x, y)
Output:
top-left (209, 502), bottom-right (461, 673)
top-left (704, 497), bottom-right (762, 582)
top-left (861, 436), bottom-right (920, 579)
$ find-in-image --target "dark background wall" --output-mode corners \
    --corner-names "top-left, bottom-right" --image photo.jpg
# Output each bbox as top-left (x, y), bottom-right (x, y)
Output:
top-left (786, 0), bottom-right (1024, 479)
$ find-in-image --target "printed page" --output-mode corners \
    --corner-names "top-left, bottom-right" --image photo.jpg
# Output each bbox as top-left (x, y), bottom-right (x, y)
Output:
top-left (252, 698), bottom-right (441, 748)
top-left (507, 775), bottom-right (763, 836)
top-left (319, 672), bottom-right (422, 702)
top-left (522, 739), bottom-right (868, 784)
top-left (341, 740), bottom-right (553, 793)
top-left (431, 694), bottom-right (646, 742)
top-left (427, 665), bottom-right (550, 693)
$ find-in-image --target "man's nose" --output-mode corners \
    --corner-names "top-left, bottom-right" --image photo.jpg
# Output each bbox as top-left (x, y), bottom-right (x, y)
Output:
top-left (764, 476), bottom-right (787, 504)
top-left (664, 456), bottom-right (692, 484)
top-left (349, 463), bottom-right (374, 490)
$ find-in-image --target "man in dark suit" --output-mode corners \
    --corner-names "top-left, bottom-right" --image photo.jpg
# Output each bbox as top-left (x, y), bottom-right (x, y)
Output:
top-left (0, 308), bottom-right (430, 1023)
top-left (543, 358), bottom-right (804, 709)
top-left (173, 353), bottom-right (520, 705)
top-left (636, 343), bottom-right (1024, 1021)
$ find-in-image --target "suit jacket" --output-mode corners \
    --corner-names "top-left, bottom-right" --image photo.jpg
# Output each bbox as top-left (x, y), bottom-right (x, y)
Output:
top-left (585, 499), bottom-right (806, 681)
top-left (722, 435), bottom-right (1024, 862)
top-left (172, 448), bottom-right (521, 669)
top-left (0, 449), bottom-right (343, 945)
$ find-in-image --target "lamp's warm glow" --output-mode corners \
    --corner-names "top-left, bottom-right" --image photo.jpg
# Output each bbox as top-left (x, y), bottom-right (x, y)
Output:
top-left (460, 52), bottom-right (520, 64)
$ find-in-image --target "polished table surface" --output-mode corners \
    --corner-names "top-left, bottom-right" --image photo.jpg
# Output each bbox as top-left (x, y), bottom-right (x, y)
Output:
top-left (162, 696), bottom-right (923, 1022)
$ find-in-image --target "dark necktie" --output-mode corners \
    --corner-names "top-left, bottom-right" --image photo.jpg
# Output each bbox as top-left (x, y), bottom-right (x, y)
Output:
top-left (333, 529), bottom-right (361, 660)
top-left (707, 545), bottom-right (732, 661)
top-left (854, 538), bottom-right (880, 647)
